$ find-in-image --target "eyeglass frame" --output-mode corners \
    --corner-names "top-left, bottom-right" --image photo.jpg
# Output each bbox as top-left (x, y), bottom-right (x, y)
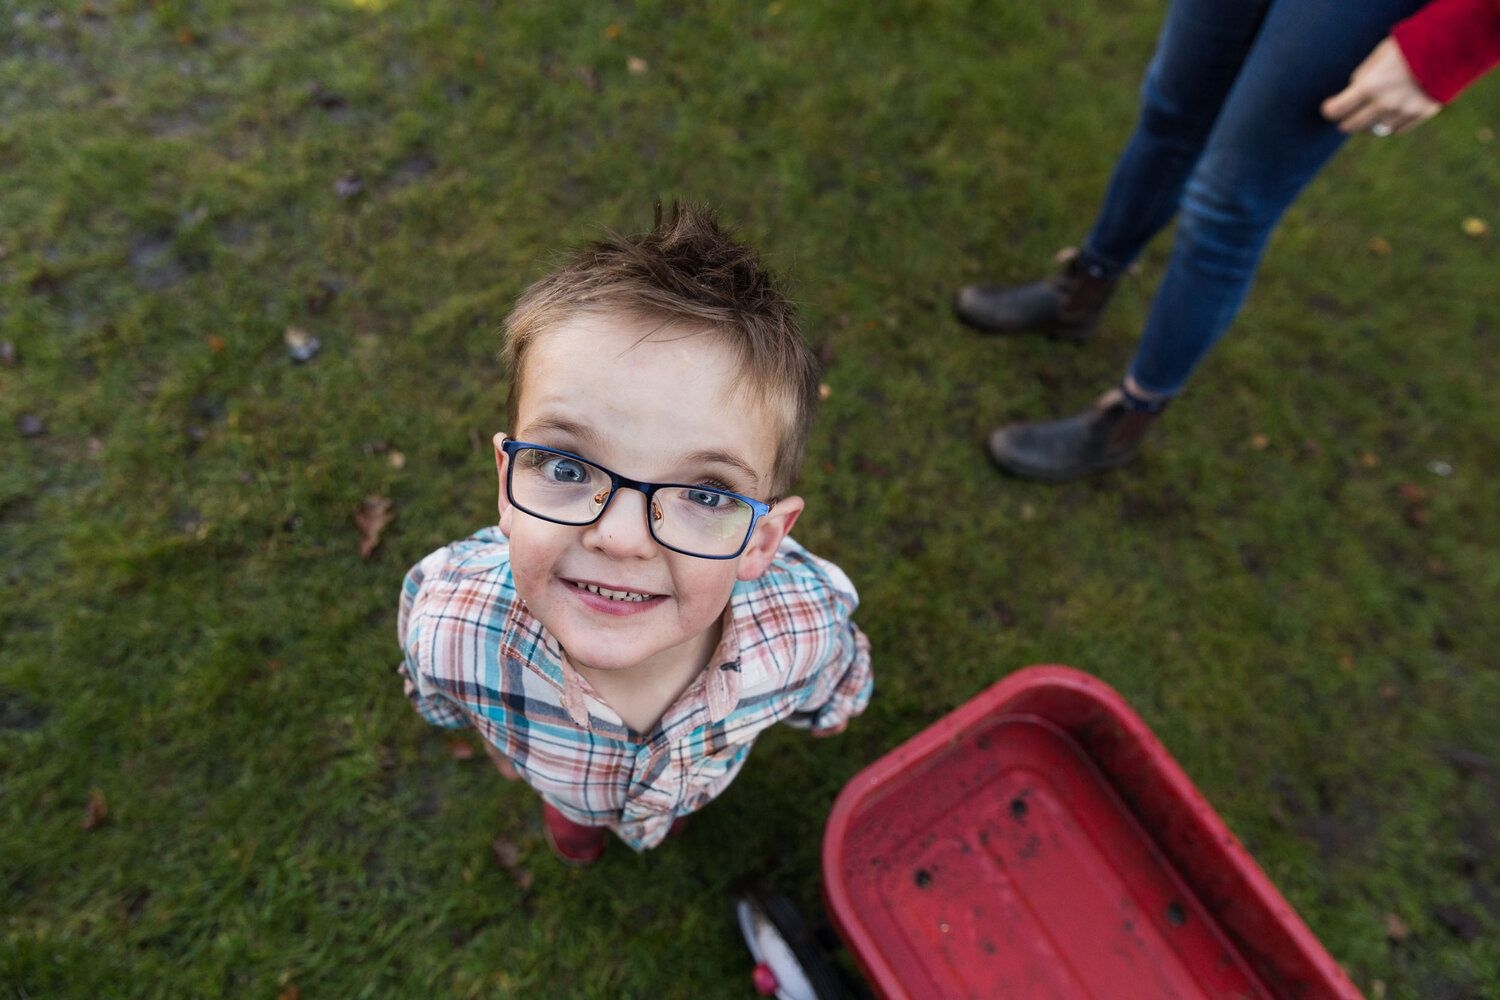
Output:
top-left (499, 439), bottom-right (777, 560)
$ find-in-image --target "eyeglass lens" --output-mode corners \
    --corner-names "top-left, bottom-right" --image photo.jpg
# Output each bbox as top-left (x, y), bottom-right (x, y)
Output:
top-left (509, 447), bottom-right (755, 557)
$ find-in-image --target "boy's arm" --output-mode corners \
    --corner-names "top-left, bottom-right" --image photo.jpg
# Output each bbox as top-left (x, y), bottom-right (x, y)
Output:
top-left (784, 617), bottom-right (873, 737)
top-left (396, 546), bottom-right (470, 729)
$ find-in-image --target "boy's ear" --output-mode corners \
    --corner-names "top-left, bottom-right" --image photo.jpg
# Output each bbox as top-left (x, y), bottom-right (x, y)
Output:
top-left (736, 495), bottom-right (804, 582)
top-left (493, 432), bottom-right (514, 536)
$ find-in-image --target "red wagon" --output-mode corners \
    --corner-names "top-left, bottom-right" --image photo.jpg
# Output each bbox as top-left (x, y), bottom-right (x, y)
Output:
top-left (739, 665), bottom-right (1364, 1000)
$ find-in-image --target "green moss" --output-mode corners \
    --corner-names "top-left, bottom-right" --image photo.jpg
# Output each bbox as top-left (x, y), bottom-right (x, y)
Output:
top-left (2, 1), bottom-right (1497, 996)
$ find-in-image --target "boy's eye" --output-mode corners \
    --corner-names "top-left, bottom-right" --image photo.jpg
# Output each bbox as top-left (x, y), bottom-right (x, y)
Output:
top-left (684, 488), bottom-right (729, 509)
top-left (540, 456), bottom-right (590, 483)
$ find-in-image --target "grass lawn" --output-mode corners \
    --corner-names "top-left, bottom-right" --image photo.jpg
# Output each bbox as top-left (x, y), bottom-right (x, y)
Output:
top-left (3, 1), bottom-right (1498, 997)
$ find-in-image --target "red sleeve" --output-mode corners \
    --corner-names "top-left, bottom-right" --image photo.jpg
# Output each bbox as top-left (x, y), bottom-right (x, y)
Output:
top-left (1392, 0), bottom-right (1500, 102)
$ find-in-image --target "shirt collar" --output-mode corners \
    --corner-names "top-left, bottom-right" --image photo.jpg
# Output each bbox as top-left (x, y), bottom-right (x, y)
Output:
top-left (501, 597), bottom-right (746, 730)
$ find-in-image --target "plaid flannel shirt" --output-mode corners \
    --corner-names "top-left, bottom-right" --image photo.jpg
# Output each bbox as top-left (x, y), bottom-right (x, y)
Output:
top-left (397, 527), bottom-right (873, 851)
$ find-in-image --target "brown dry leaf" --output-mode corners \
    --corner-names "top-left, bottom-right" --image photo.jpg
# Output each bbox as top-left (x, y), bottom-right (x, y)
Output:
top-left (446, 736), bottom-right (476, 761)
top-left (1249, 433), bottom-right (1270, 451)
top-left (354, 494), bottom-right (396, 558)
top-left (83, 789), bottom-right (108, 830)
top-left (1385, 912), bottom-right (1410, 943)
top-left (1461, 217), bottom-right (1489, 238)
top-left (175, 26), bottom-right (197, 46)
top-left (817, 383), bottom-right (831, 401)
top-left (206, 334), bottom-right (227, 353)
top-left (1367, 236), bottom-right (1392, 256)
top-left (1337, 652), bottom-right (1356, 671)
top-left (1358, 451), bottom-right (1380, 469)
top-left (388, 449), bottom-right (406, 470)
top-left (604, 23), bottom-right (622, 39)
top-left (277, 985), bottom-right (302, 1000)
top-left (627, 56), bottom-right (648, 75)
top-left (473, 51), bottom-right (487, 69)
top-left (491, 837), bottom-right (535, 891)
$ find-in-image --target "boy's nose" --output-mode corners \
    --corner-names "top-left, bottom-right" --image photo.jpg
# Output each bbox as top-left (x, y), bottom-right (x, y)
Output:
top-left (583, 488), bottom-right (658, 558)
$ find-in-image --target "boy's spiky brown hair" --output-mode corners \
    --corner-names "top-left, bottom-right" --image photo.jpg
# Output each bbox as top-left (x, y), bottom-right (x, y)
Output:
top-left (502, 203), bottom-right (821, 495)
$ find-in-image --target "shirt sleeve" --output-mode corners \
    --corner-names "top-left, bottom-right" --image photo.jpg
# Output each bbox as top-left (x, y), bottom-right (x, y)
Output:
top-left (786, 617), bottom-right (873, 736)
top-left (1393, 0), bottom-right (1500, 103)
top-left (780, 555), bottom-right (874, 736)
top-left (396, 545), bottom-right (471, 729)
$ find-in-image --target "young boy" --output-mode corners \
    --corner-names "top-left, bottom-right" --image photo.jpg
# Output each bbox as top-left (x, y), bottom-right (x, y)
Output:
top-left (397, 204), bottom-right (872, 864)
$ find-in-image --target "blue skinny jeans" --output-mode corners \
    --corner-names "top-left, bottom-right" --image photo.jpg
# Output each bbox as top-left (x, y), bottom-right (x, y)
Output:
top-left (1077, 0), bottom-right (1426, 397)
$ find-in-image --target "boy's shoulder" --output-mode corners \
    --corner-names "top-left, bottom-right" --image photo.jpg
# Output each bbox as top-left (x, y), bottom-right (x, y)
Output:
top-left (403, 527), bottom-right (515, 607)
top-left (734, 534), bottom-right (860, 625)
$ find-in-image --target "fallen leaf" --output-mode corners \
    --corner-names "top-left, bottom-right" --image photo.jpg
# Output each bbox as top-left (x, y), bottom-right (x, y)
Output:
top-left (1019, 502), bottom-right (1037, 522)
top-left (491, 837), bottom-right (535, 891)
top-left (333, 171), bottom-right (364, 201)
top-left (175, 26), bottom-right (197, 46)
top-left (604, 23), bottom-right (622, 39)
top-left (627, 56), bottom-right (648, 74)
top-left (206, 334), bottom-right (226, 353)
top-left (1379, 683), bottom-right (1398, 701)
top-left (305, 82), bottom-right (347, 109)
top-left (473, 51), bottom-right (486, 69)
top-left (1338, 652), bottom-right (1356, 671)
top-left (1432, 905), bottom-right (1481, 942)
top-left (1397, 481), bottom-right (1428, 528)
top-left (277, 985), bottom-right (302, 1000)
top-left (1461, 217), bottom-right (1489, 238)
top-left (1371, 981), bottom-right (1388, 1000)
top-left (817, 383), bottom-right (831, 401)
top-left (354, 495), bottom-right (395, 558)
top-left (1367, 236), bottom-right (1392, 256)
top-left (83, 789), bottom-right (108, 830)
top-left (283, 326), bottom-right (321, 363)
top-left (446, 736), bottom-right (476, 760)
top-left (388, 449), bottom-right (406, 470)
top-left (1385, 912), bottom-right (1410, 942)
top-left (1249, 433), bottom-right (1270, 451)
top-left (1358, 451), bottom-right (1380, 469)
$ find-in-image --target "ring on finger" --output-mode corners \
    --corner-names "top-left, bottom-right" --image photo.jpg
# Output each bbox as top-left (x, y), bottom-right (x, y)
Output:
top-left (1370, 121), bottom-right (1394, 138)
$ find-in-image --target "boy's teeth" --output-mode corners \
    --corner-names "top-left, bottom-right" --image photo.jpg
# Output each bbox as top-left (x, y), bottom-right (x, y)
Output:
top-left (581, 583), bottom-right (652, 602)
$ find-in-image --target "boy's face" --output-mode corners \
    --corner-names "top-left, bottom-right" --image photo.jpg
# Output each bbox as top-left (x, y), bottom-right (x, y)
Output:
top-left (495, 311), bottom-right (803, 677)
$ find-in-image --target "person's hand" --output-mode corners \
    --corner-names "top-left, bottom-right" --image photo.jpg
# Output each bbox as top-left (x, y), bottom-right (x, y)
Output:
top-left (1322, 38), bottom-right (1441, 136)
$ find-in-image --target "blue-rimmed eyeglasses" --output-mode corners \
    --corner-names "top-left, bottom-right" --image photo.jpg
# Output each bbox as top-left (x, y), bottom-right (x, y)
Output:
top-left (500, 440), bottom-right (775, 560)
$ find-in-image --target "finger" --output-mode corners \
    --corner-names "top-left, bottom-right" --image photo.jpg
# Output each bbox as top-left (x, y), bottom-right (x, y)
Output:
top-left (1320, 85), bottom-right (1366, 124)
top-left (1341, 101), bottom-right (1391, 135)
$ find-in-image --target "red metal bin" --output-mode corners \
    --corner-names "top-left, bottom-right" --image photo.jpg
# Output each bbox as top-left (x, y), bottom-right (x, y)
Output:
top-left (822, 665), bottom-right (1363, 999)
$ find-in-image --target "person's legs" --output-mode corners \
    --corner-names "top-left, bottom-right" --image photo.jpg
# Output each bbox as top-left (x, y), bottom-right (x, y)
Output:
top-left (955, 0), bottom-right (1270, 337)
top-left (1080, 0), bottom-right (1273, 275)
top-left (991, 0), bottom-right (1427, 479)
top-left (1125, 0), bottom-right (1426, 396)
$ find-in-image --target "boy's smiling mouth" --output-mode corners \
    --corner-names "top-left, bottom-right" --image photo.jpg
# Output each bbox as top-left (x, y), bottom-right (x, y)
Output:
top-left (569, 580), bottom-right (660, 603)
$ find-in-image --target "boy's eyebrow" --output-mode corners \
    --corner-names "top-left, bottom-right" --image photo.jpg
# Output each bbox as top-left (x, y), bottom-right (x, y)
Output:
top-left (522, 416), bottom-right (763, 488)
top-left (680, 449), bottom-right (762, 489)
top-left (520, 415), bottom-right (599, 447)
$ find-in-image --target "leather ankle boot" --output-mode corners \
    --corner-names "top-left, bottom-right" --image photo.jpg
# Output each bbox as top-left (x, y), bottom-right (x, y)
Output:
top-left (954, 256), bottom-right (1118, 342)
top-left (986, 389), bottom-right (1165, 481)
